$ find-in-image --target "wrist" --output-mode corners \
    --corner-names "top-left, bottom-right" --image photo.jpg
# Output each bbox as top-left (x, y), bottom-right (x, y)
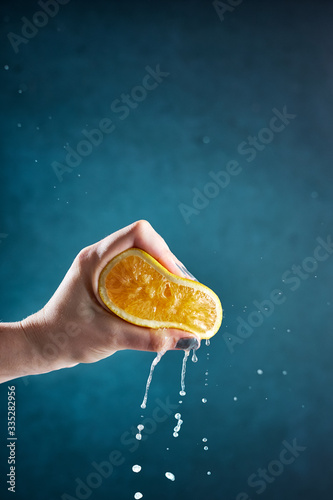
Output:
top-left (19, 308), bottom-right (78, 377)
top-left (0, 313), bottom-right (62, 383)
top-left (0, 308), bottom-right (77, 383)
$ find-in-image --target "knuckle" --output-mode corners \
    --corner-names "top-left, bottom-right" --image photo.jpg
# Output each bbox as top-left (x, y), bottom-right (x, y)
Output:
top-left (147, 331), bottom-right (162, 352)
top-left (75, 245), bottom-right (95, 271)
top-left (133, 219), bottom-right (152, 234)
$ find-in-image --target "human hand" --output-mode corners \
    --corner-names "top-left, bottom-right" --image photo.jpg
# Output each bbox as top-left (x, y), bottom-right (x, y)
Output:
top-left (17, 220), bottom-right (200, 378)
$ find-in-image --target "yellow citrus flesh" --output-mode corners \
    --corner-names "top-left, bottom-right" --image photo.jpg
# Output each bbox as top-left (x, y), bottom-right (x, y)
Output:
top-left (98, 248), bottom-right (222, 339)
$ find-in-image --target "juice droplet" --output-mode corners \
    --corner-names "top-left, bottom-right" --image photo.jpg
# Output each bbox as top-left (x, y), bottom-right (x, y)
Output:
top-left (135, 424), bottom-right (144, 440)
top-left (134, 493), bottom-right (143, 499)
top-left (202, 398), bottom-right (207, 403)
top-left (165, 472), bottom-right (175, 481)
top-left (205, 339), bottom-right (210, 346)
top-left (202, 438), bottom-right (207, 442)
top-left (132, 465), bottom-right (142, 473)
top-left (207, 471), bottom-right (212, 475)
top-left (204, 446), bottom-right (209, 451)
top-left (173, 413), bottom-right (183, 436)
top-left (192, 349), bottom-right (198, 363)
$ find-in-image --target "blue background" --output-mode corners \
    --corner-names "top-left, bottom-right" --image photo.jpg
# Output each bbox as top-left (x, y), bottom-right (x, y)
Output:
top-left (1, 0), bottom-right (333, 499)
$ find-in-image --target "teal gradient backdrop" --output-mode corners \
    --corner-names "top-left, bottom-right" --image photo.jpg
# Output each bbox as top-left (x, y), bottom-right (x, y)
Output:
top-left (0, 1), bottom-right (332, 499)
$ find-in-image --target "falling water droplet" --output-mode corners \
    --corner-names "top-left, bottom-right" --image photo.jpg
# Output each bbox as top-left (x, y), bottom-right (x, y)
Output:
top-left (134, 493), bottom-right (143, 499)
top-left (192, 350), bottom-right (198, 363)
top-left (257, 369), bottom-right (263, 375)
top-left (207, 471), bottom-right (212, 476)
top-left (165, 472), bottom-right (175, 481)
top-left (173, 413), bottom-right (183, 437)
top-left (204, 446), bottom-right (209, 451)
top-left (202, 438), bottom-right (207, 442)
top-left (202, 398), bottom-right (207, 403)
top-left (135, 424), bottom-right (144, 441)
top-left (205, 339), bottom-right (210, 346)
top-left (132, 465), bottom-right (142, 473)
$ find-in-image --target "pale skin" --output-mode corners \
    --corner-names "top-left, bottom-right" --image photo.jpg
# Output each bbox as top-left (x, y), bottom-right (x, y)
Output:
top-left (0, 220), bottom-right (200, 384)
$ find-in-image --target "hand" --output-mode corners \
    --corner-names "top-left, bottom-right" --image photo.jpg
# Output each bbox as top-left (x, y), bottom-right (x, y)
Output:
top-left (2, 221), bottom-right (200, 382)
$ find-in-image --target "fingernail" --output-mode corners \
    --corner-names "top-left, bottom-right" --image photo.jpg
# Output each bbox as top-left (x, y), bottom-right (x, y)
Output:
top-left (182, 265), bottom-right (198, 281)
top-left (174, 262), bottom-right (198, 281)
top-left (175, 337), bottom-right (199, 350)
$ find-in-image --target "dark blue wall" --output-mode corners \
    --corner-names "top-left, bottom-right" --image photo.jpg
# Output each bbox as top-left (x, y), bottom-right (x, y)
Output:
top-left (1, 1), bottom-right (332, 499)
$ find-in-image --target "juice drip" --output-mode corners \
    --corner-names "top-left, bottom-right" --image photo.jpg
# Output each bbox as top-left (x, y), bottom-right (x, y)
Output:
top-left (135, 424), bottom-right (144, 440)
top-left (141, 351), bottom-right (164, 409)
top-left (173, 412), bottom-right (183, 437)
top-left (140, 338), bottom-right (171, 409)
top-left (179, 350), bottom-right (190, 396)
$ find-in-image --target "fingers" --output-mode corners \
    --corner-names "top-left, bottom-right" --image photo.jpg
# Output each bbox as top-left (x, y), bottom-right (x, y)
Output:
top-left (147, 329), bottom-right (201, 353)
top-left (93, 220), bottom-right (191, 278)
top-left (115, 319), bottom-right (201, 353)
top-left (87, 220), bottom-right (200, 355)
